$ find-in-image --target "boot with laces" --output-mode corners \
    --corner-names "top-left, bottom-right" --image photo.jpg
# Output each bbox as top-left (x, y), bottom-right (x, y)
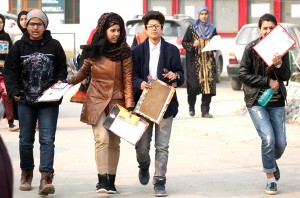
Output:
top-left (38, 172), bottom-right (55, 195)
top-left (153, 177), bottom-right (167, 197)
top-left (19, 169), bottom-right (33, 191)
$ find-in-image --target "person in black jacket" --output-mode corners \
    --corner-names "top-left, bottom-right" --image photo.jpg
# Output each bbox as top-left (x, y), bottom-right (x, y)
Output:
top-left (132, 10), bottom-right (184, 197)
top-left (238, 13), bottom-right (290, 195)
top-left (182, 5), bottom-right (217, 118)
top-left (4, 9), bottom-right (67, 196)
top-left (0, 14), bottom-right (18, 131)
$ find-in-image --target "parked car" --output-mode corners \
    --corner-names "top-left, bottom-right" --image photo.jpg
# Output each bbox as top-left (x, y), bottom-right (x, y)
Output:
top-left (227, 23), bottom-right (300, 90)
top-left (126, 14), bottom-right (224, 86)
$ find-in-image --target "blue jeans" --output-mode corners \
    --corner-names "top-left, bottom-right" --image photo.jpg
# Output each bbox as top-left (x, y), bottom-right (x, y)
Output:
top-left (135, 116), bottom-right (173, 178)
top-left (248, 106), bottom-right (287, 173)
top-left (18, 103), bottom-right (59, 173)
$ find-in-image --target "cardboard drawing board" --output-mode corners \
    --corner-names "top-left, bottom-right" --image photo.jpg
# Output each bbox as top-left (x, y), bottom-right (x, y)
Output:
top-left (134, 79), bottom-right (175, 124)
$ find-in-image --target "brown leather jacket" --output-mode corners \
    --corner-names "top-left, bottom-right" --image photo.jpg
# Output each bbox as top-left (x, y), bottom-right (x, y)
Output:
top-left (68, 56), bottom-right (134, 125)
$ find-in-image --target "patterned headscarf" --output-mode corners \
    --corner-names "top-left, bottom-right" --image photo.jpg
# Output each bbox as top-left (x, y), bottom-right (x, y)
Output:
top-left (192, 5), bottom-right (215, 40)
top-left (81, 12), bottom-right (131, 62)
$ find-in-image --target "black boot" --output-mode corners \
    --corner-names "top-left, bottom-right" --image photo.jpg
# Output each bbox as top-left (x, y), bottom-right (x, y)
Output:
top-left (138, 165), bottom-right (150, 185)
top-left (96, 174), bottom-right (107, 193)
top-left (153, 177), bottom-right (167, 197)
top-left (189, 106), bottom-right (195, 116)
top-left (107, 174), bottom-right (117, 194)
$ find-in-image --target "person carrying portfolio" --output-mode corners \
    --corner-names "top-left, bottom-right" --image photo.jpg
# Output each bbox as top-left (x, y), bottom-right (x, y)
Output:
top-left (67, 12), bottom-right (134, 194)
top-left (182, 5), bottom-right (217, 118)
top-left (238, 13), bottom-right (290, 195)
top-left (4, 10), bottom-right (67, 195)
top-left (132, 10), bottom-right (184, 197)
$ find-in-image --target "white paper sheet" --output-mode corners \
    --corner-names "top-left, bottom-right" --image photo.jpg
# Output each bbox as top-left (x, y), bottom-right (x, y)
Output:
top-left (103, 105), bottom-right (149, 146)
top-left (35, 83), bottom-right (72, 102)
top-left (202, 35), bottom-right (221, 52)
top-left (253, 24), bottom-right (296, 67)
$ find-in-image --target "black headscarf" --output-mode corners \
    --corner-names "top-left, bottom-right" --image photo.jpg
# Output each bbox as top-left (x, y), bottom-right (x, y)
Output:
top-left (80, 12), bottom-right (131, 62)
top-left (17, 11), bottom-right (28, 33)
top-left (0, 14), bottom-right (5, 34)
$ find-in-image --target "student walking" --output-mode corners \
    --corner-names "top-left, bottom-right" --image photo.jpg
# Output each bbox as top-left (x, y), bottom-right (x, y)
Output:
top-left (132, 10), bottom-right (184, 197)
top-left (238, 13), bottom-right (290, 195)
top-left (4, 9), bottom-right (68, 195)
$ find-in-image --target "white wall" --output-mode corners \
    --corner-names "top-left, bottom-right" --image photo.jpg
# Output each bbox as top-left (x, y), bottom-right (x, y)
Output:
top-left (0, 0), bottom-right (9, 11)
top-left (48, 0), bottom-right (143, 54)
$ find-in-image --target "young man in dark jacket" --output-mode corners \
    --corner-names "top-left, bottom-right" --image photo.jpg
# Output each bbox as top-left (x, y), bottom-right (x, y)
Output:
top-left (238, 13), bottom-right (290, 195)
top-left (4, 9), bottom-right (67, 196)
top-left (132, 10), bottom-right (184, 197)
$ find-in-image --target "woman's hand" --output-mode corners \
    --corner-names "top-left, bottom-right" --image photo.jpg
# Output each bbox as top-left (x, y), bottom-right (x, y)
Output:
top-left (193, 39), bottom-right (200, 47)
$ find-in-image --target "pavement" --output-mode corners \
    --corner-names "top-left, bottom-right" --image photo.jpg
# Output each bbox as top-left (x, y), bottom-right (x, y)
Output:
top-left (1, 79), bottom-right (300, 198)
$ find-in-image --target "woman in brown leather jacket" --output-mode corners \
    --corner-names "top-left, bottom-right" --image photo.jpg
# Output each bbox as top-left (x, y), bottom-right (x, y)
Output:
top-left (67, 12), bottom-right (134, 194)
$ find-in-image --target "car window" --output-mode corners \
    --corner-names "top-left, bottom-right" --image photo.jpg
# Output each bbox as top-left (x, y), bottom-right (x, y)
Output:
top-left (126, 22), bottom-right (143, 37)
top-left (236, 26), bottom-right (260, 45)
top-left (163, 22), bottom-right (179, 37)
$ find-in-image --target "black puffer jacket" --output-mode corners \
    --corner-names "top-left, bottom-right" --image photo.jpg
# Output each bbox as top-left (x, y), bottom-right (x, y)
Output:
top-left (238, 37), bottom-right (291, 108)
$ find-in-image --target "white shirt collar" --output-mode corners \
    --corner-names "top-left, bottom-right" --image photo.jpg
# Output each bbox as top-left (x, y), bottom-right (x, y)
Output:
top-left (149, 39), bottom-right (161, 51)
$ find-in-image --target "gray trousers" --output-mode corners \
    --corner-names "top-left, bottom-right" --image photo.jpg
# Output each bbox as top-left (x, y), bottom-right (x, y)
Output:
top-left (135, 116), bottom-right (173, 178)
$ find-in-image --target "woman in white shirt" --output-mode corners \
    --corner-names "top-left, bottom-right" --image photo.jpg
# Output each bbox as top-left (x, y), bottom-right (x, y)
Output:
top-left (8, 11), bottom-right (28, 43)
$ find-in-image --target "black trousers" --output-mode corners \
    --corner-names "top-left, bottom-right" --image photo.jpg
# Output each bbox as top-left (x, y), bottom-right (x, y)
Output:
top-left (188, 92), bottom-right (212, 113)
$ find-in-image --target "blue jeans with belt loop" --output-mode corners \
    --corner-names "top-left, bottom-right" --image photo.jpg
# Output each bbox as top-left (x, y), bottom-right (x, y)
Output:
top-left (135, 116), bottom-right (173, 178)
top-left (18, 103), bottom-right (59, 173)
top-left (247, 106), bottom-right (287, 173)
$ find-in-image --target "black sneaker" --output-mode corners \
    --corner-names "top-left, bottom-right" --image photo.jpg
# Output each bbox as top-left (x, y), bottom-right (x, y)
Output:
top-left (274, 162), bottom-right (280, 181)
top-left (96, 182), bottom-right (107, 193)
top-left (265, 182), bottom-right (277, 195)
top-left (139, 168), bottom-right (150, 185)
top-left (154, 184), bottom-right (167, 197)
top-left (107, 184), bottom-right (117, 194)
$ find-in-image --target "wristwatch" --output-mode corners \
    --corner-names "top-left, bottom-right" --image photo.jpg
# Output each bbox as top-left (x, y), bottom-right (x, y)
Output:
top-left (175, 72), bottom-right (180, 80)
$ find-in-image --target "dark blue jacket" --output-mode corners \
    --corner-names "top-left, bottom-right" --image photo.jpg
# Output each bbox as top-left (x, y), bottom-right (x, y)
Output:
top-left (132, 37), bottom-right (184, 118)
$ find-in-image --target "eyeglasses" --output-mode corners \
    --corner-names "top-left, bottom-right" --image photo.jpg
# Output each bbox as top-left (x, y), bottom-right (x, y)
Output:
top-left (146, 24), bottom-right (162, 30)
top-left (28, 22), bottom-right (44, 28)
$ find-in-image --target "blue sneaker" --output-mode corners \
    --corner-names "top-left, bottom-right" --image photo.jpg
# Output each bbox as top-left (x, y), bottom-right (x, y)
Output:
top-left (265, 182), bottom-right (277, 195)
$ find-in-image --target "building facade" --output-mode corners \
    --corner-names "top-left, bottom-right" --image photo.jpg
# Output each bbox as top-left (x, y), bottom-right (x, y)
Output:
top-left (2, 0), bottom-right (300, 49)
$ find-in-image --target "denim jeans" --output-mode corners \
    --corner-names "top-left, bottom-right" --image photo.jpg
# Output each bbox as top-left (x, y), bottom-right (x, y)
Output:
top-left (135, 116), bottom-right (173, 178)
top-left (248, 106), bottom-right (287, 173)
top-left (18, 103), bottom-right (59, 173)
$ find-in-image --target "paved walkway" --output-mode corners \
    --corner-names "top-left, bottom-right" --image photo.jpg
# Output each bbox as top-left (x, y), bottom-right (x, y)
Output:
top-left (1, 81), bottom-right (300, 198)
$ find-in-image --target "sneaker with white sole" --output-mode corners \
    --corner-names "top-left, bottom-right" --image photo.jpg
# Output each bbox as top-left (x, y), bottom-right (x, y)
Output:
top-left (265, 182), bottom-right (277, 195)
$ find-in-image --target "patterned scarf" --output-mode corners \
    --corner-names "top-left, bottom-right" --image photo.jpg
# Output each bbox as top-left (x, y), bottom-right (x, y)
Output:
top-left (192, 5), bottom-right (215, 40)
top-left (81, 12), bottom-right (131, 62)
